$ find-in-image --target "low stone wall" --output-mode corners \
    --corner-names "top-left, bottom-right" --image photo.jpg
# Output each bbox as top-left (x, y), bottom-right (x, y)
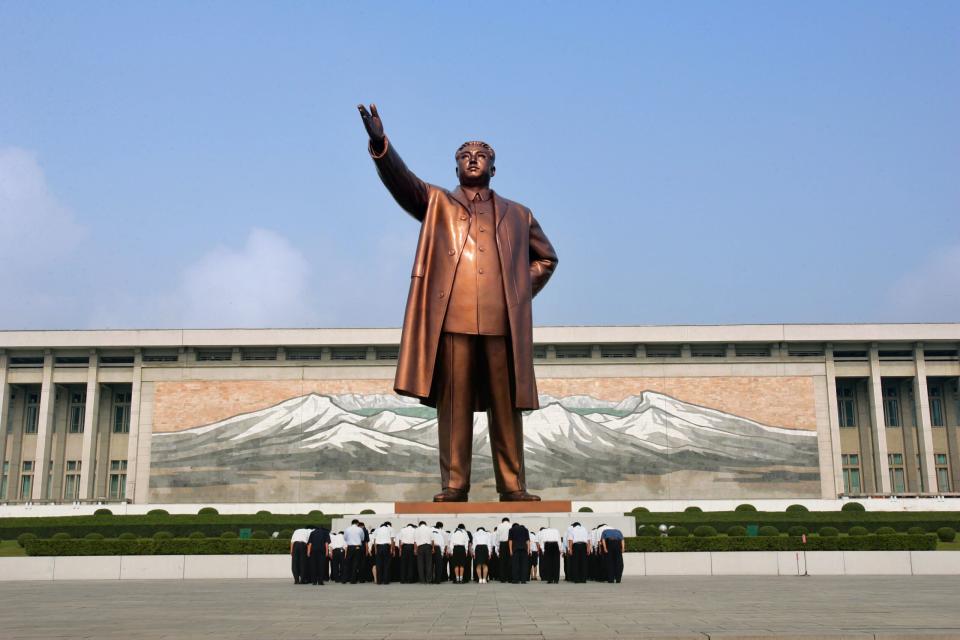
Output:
top-left (3, 551), bottom-right (960, 580)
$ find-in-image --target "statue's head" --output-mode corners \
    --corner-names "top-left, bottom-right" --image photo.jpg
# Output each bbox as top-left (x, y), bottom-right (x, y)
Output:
top-left (455, 140), bottom-right (495, 188)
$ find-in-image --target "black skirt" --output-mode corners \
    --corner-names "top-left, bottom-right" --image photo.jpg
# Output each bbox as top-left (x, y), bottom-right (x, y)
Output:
top-left (474, 545), bottom-right (489, 565)
top-left (452, 545), bottom-right (467, 568)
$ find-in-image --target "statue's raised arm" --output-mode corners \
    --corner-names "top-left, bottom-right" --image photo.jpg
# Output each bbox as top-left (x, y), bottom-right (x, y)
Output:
top-left (358, 103), bottom-right (429, 221)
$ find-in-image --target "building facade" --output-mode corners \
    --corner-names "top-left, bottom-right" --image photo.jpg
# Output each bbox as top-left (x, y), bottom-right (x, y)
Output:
top-left (0, 324), bottom-right (957, 505)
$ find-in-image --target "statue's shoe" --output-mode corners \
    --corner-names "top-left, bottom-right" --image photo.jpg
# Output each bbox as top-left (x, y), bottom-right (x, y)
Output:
top-left (499, 490), bottom-right (541, 502)
top-left (433, 487), bottom-right (469, 502)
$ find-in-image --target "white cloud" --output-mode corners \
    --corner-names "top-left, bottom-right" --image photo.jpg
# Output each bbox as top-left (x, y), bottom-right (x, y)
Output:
top-left (887, 242), bottom-right (960, 322)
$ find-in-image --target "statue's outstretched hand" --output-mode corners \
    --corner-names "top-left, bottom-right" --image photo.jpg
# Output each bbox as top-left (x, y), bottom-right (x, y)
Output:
top-left (358, 103), bottom-right (385, 151)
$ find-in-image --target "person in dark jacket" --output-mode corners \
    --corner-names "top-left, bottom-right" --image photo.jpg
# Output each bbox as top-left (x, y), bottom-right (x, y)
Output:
top-left (306, 526), bottom-right (330, 585)
top-left (508, 522), bottom-right (531, 584)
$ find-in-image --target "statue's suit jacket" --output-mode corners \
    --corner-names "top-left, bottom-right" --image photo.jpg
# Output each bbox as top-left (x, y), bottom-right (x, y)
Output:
top-left (371, 137), bottom-right (558, 410)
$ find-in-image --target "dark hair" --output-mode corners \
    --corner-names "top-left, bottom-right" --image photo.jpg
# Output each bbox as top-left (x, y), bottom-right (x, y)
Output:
top-left (418, 521), bottom-right (427, 526)
top-left (572, 522), bottom-right (581, 527)
top-left (384, 521), bottom-right (392, 527)
top-left (539, 527), bottom-right (546, 531)
top-left (502, 517), bottom-right (510, 522)
top-left (435, 522), bottom-right (443, 529)
top-left (351, 519), bottom-right (359, 525)
top-left (477, 526), bottom-right (485, 532)
top-left (457, 523), bottom-right (466, 530)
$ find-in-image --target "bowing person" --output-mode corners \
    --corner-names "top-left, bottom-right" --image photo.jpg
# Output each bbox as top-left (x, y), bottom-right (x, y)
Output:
top-left (508, 522), bottom-right (530, 584)
top-left (290, 527), bottom-right (311, 585)
top-left (306, 525), bottom-right (330, 585)
top-left (537, 526), bottom-right (562, 583)
top-left (371, 521), bottom-right (395, 585)
top-left (473, 526), bottom-right (494, 584)
top-left (448, 523), bottom-right (471, 584)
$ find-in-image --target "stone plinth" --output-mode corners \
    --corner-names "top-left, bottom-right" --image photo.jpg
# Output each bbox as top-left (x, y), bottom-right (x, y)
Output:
top-left (395, 500), bottom-right (572, 514)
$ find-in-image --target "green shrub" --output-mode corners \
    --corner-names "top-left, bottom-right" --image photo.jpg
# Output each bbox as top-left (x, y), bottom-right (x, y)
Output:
top-left (848, 526), bottom-right (869, 536)
top-left (667, 526), bottom-right (689, 537)
top-left (725, 525), bottom-right (747, 537)
top-left (308, 510), bottom-right (324, 517)
top-left (758, 526), bottom-right (780, 537)
top-left (198, 507), bottom-right (219, 515)
top-left (841, 501), bottom-right (865, 512)
top-left (787, 525), bottom-right (808, 537)
top-left (251, 530), bottom-right (269, 539)
top-left (693, 525), bottom-right (717, 537)
top-left (631, 506), bottom-right (650, 513)
top-left (908, 526), bottom-right (927, 535)
top-left (359, 509), bottom-right (375, 515)
top-left (937, 527), bottom-right (957, 542)
top-left (220, 531), bottom-right (238, 539)
top-left (24, 538), bottom-right (290, 556)
top-left (636, 526), bottom-right (659, 537)
top-left (785, 504), bottom-right (809, 513)
top-left (819, 526), bottom-right (840, 537)
top-left (93, 508), bottom-right (112, 516)
top-left (147, 509), bottom-right (169, 516)
top-left (684, 506), bottom-right (703, 513)
top-left (279, 529), bottom-right (294, 539)
top-left (51, 532), bottom-right (72, 540)
top-left (17, 533), bottom-right (37, 548)
top-left (84, 532), bottom-right (104, 540)
top-left (188, 531), bottom-right (206, 539)
top-left (735, 504), bottom-right (757, 512)
top-left (256, 510), bottom-right (271, 516)
top-left (118, 533), bottom-right (137, 540)
top-left (153, 531), bottom-right (173, 540)
top-left (875, 526), bottom-right (896, 536)
top-left (577, 507), bottom-right (593, 513)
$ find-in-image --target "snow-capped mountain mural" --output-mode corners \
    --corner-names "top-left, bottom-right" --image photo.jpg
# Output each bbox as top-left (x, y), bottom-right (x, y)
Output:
top-left (148, 390), bottom-right (821, 502)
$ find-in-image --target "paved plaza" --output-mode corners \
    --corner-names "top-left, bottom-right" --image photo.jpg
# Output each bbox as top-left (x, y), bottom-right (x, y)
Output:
top-left (1, 577), bottom-right (960, 639)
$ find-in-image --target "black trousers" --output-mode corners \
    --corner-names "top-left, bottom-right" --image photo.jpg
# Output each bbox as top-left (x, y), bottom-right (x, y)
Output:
top-left (308, 547), bottom-right (327, 584)
top-left (331, 548), bottom-right (344, 583)
top-left (571, 542), bottom-right (588, 583)
top-left (345, 545), bottom-right (363, 584)
top-left (432, 548), bottom-right (445, 584)
top-left (605, 544), bottom-right (623, 582)
top-left (400, 544), bottom-right (416, 583)
top-left (498, 542), bottom-right (511, 582)
top-left (511, 548), bottom-right (529, 583)
top-left (291, 542), bottom-right (308, 583)
top-left (416, 544), bottom-right (433, 583)
top-left (541, 542), bottom-right (561, 582)
top-left (563, 550), bottom-right (570, 581)
top-left (375, 544), bottom-right (392, 585)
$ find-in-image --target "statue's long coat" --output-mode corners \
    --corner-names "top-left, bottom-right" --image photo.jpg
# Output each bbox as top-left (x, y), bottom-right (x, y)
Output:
top-left (371, 138), bottom-right (558, 411)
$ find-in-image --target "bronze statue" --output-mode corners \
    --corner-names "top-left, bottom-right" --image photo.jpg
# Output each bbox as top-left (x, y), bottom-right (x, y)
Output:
top-left (358, 104), bottom-right (558, 502)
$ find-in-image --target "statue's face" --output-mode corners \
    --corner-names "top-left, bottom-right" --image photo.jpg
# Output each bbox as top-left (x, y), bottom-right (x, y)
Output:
top-left (455, 145), bottom-right (495, 187)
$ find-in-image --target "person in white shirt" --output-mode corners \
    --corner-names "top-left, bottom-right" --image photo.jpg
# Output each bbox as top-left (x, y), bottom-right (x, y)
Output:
top-left (494, 517), bottom-right (511, 583)
top-left (567, 522), bottom-right (591, 583)
top-left (290, 528), bottom-right (311, 584)
top-left (448, 524), bottom-right (471, 583)
top-left (414, 521), bottom-right (434, 584)
top-left (538, 526), bottom-right (562, 583)
top-left (371, 521), bottom-right (395, 585)
top-left (472, 526), bottom-right (494, 583)
top-left (563, 523), bottom-right (576, 582)
top-left (528, 528), bottom-right (540, 581)
top-left (343, 519), bottom-right (365, 584)
top-left (328, 531), bottom-right (346, 583)
top-left (398, 523), bottom-right (417, 583)
top-left (431, 522), bottom-right (447, 584)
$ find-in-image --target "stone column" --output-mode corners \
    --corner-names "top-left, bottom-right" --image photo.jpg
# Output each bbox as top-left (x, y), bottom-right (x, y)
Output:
top-left (0, 351), bottom-right (8, 497)
top-left (824, 346), bottom-right (844, 496)
top-left (78, 350), bottom-right (100, 499)
top-left (31, 351), bottom-right (56, 500)
top-left (867, 344), bottom-right (891, 494)
top-left (123, 350), bottom-right (143, 502)
top-left (50, 385), bottom-right (69, 500)
top-left (912, 343), bottom-right (938, 493)
top-left (946, 378), bottom-right (960, 491)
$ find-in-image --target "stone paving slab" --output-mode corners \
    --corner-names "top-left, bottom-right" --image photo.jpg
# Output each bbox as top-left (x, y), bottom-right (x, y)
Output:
top-left (1, 577), bottom-right (960, 639)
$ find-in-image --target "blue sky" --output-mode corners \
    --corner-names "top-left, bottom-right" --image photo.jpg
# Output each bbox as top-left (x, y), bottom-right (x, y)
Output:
top-left (0, 2), bottom-right (958, 329)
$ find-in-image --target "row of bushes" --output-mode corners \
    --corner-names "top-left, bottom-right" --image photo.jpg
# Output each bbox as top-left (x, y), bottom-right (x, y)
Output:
top-left (625, 533), bottom-right (937, 552)
top-left (22, 533), bottom-right (937, 556)
top-left (630, 503), bottom-right (866, 514)
top-left (629, 510), bottom-right (960, 534)
top-left (0, 513), bottom-right (334, 539)
top-left (638, 524), bottom-right (957, 542)
top-left (15, 529), bottom-right (297, 547)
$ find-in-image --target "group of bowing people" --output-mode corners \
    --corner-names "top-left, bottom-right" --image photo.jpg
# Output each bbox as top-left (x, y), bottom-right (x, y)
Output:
top-left (289, 518), bottom-right (625, 586)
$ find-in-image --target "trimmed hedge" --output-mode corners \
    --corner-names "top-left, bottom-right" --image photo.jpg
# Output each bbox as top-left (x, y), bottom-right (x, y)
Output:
top-left (147, 509), bottom-right (169, 516)
top-left (725, 525), bottom-right (747, 537)
top-left (735, 504), bottom-right (757, 512)
top-left (637, 526), bottom-right (659, 537)
top-left (841, 502), bottom-right (866, 512)
top-left (118, 532), bottom-right (137, 540)
top-left (693, 525), bottom-right (717, 537)
top-left (758, 526), bottom-right (779, 537)
top-left (94, 508), bottom-right (112, 516)
top-left (875, 527), bottom-right (896, 536)
top-left (937, 527), bottom-right (956, 542)
top-left (624, 534), bottom-right (937, 553)
top-left (820, 527), bottom-right (840, 537)
top-left (786, 504), bottom-right (809, 513)
top-left (667, 526), bottom-right (689, 537)
top-left (0, 513), bottom-right (335, 540)
top-left (787, 526), bottom-right (808, 537)
top-left (684, 506), bottom-right (703, 513)
top-left (629, 510), bottom-right (960, 535)
top-left (25, 538), bottom-right (289, 556)
top-left (198, 507), bottom-right (219, 515)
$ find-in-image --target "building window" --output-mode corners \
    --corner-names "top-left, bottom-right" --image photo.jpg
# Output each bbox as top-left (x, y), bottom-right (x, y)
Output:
top-left (108, 460), bottom-right (127, 500)
top-left (330, 348), bottom-right (367, 361)
top-left (929, 386), bottom-right (945, 428)
top-left (23, 392), bottom-right (40, 434)
top-left (555, 345), bottom-right (592, 360)
top-left (837, 385), bottom-right (857, 428)
top-left (841, 453), bottom-right (861, 494)
top-left (69, 391), bottom-right (86, 434)
top-left (883, 386), bottom-right (901, 428)
top-left (113, 393), bottom-right (131, 434)
top-left (888, 453), bottom-right (905, 493)
top-left (936, 453), bottom-right (950, 492)
top-left (0, 461), bottom-right (8, 499)
top-left (20, 461), bottom-right (34, 500)
top-left (375, 348), bottom-right (398, 361)
top-left (63, 460), bottom-right (81, 500)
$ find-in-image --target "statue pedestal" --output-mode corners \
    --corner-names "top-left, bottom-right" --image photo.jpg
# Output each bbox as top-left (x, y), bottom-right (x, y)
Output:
top-left (395, 500), bottom-right (571, 514)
